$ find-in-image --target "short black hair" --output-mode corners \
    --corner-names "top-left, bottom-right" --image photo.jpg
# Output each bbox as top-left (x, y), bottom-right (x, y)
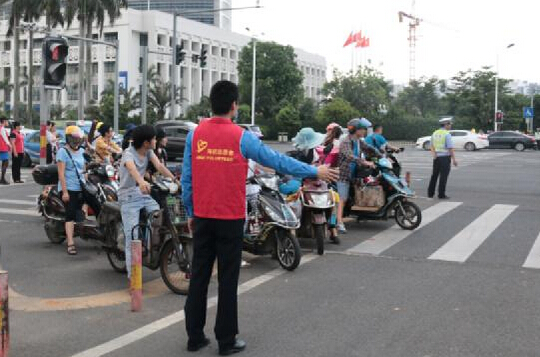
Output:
top-left (373, 124), bottom-right (383, 131)
top-left (12, 121), bottom-right (20, 128)
top-left (132, 124), bottom-right (156, 149)
top-left (0, 117), bottom-right (7, 123)
top-left (210, 80), bottom-right (238, 116)
top-left (98, 123), bottom-right (111, 136)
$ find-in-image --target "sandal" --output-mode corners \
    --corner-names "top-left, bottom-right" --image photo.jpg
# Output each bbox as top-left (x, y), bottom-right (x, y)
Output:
top-left (67, 245), bottom-right (78, 255)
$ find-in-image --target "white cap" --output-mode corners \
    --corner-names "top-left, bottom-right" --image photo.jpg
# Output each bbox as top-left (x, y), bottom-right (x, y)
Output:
top-left (439, 117), bottom-right (453, 124)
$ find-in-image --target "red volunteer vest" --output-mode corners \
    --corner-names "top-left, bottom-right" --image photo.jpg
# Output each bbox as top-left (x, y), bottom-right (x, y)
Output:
top-left (192, 118), bottom-right (248, 219)
top-left (0, 128), bottom-right (8, 152)
top-left (12, 130), bottom-right (24, 154)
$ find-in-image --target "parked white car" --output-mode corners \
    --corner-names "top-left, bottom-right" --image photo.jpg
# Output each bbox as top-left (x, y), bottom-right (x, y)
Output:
top-left (416, 130), bottom-right (489, 151)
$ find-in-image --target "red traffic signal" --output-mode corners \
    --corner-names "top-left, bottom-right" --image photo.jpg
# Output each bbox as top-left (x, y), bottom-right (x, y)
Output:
top-left (496, 111), bottom-right (504, 122)
top-left (43, 37), bottom-right (69, 89)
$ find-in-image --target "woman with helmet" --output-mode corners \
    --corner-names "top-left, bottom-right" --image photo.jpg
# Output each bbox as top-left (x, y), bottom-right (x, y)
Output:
top-left (336, 118), bottom-right (380, 233)
top-left (57, 125), bottom-right (87, 255)
top-left (94, 123), bottom-right (122, 163)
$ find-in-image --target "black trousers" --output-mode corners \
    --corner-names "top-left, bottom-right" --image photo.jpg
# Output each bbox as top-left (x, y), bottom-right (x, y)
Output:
top-left (428, 156), bottom-right (451, 198)
top-left (11, 153), bottom-right (23, 182)
top-left (46, 144), bottom-right (53, 164)
top-left (185, 217), bottom-right (244, 347)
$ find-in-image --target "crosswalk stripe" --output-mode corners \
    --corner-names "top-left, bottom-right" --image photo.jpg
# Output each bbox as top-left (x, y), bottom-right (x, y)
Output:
top-left (522, 232), bottom-right (540, 269)
top-left (0, 199), bottom-right (36, 206)
top-left (0, 207), bottom-right (39, 217)
top-left (347, 201), bottom-right (463, 255)
top-left (428, 204), bottom-right (517, 263)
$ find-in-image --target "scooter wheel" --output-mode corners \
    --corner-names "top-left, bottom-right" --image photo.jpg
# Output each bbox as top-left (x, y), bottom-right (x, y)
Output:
top-left (395, 201), bottom-right (422, 230)
top-left (107, 250), bottom-right (127, 273)
top-left (44, 219), bottom-right (66, 244)
top-left (312, 224), bottom-right (326, 255)
top-left (159, 239), bottom-right (191, 295)
top-left (276, 230), bottom-right (301, 271)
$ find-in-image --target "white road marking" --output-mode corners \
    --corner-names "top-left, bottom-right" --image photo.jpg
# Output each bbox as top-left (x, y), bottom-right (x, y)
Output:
top-left (0, 199), bottom-right (36, 206)
top-left (70, 255), bottom-right (318, 357)
top-left (347, 201), bottom-right (463, 255)
top-left (429, 204), bottom-right (517, 263)
top-left (523, 232), bottom-right (540, 269)
top-left (0, 207), bottom-right (39, 217)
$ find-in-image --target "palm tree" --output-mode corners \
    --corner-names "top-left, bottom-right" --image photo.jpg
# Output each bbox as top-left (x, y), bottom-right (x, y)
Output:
top-left (65, 0), bottom-right (87, 118)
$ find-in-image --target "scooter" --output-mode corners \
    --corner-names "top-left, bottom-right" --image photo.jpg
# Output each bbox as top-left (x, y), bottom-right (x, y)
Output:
top-left (245, 173), bottom-right (303, 271)
top-left (287, 179), bottom-right (335, 255)
top-left (344, 157), bottom-right (422, 230)
top-left (86, 161), bottom-right (119, 201)
top-left (32, 165), bottom-right (192, 295)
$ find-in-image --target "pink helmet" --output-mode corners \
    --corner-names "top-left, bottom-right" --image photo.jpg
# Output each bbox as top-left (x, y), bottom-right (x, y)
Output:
top-left (326, 122), bottom-right (339, 131)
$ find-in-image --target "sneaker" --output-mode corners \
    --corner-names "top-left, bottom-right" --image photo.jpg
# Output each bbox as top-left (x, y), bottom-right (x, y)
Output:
top-left (337, 223), bottom-right (347, 234)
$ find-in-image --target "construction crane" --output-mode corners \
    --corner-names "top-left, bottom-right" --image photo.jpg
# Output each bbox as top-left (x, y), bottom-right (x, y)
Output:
top-left (398, 10), bottom-right (422, 83)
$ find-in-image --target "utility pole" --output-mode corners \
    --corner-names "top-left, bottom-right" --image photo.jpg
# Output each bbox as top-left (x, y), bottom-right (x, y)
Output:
top-left (141, 46), bottom-right (148, 124)
top-left (171, 13), bottom-right (178, 121)
top-left (251, 37), bottom-right (256, 126)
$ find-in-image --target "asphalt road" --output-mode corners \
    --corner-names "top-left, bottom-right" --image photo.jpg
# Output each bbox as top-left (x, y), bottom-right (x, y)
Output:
top-left (1, 146), bottom-right (540, 357)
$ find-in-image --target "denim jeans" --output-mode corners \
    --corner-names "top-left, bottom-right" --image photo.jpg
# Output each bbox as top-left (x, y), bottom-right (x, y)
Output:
top-left (120, 191), bottom-right (160, 278)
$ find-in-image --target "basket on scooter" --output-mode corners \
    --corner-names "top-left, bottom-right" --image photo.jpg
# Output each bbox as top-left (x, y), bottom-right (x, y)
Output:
top-left (352, 183), bottom-right (385, 212)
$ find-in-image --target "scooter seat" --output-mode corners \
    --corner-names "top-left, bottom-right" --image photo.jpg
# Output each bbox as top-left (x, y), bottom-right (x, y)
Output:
top-left (102, 201), bottom-right (121, 214)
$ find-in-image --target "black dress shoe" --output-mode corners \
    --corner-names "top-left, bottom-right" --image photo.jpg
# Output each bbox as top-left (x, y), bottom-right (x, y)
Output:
top-left (187, 337), bottom-right (210, 352)
top-left (219, 339), bottom-right (246, 356)
top-left (438, 196), bottom-right (450, 200)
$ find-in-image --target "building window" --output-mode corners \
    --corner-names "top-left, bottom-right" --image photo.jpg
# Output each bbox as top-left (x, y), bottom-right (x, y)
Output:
top-left (157, 63), bottom-right (162, 75)
top-left (32, 87), bottom-right (40, 102)
top-left (67, 85), bottom-right (78, 101)
top-left (67, 64), bottom-right (79, 75)
top-left (33, 39), bottom-right (42, 49)
top-left (4, 41), bottom-right (10, 51)
top-left (104, 62), bottom-right (115, 73)
top-left (104, 32), bottom-right (118, 43)
top-left (140, 33), bottom-right (148, 47)
top-left (139, 57), bottom-right (143, 73)
top-left (92, 63), bottom-right (98, 75)
top-left (92, 85), bottom-right (98, 101)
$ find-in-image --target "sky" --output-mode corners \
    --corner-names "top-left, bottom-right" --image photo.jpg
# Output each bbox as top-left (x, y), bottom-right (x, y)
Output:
top-left (232, 0), bottom-right (540, 86)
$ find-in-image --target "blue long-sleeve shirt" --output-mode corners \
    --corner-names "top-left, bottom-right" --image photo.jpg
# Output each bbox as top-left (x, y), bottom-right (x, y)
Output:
top-left (181, 130), bottom-right (318, 218)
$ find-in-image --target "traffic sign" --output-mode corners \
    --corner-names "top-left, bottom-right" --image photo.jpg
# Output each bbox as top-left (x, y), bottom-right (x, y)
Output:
top-left (523, 107), bottom-right (534, 118)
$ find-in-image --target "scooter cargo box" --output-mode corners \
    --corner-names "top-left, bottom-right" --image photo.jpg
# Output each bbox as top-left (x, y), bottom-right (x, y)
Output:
top-left (354, 184), bottom-right (384, 209)
top-left (32, 164), bottom-right (59, 185)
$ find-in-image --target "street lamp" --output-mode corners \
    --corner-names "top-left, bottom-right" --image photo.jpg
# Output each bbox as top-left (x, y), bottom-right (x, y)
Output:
top-left (246, 27), bottom-right (264, 126)
top-left (494, 43), bottom-right (515, 132)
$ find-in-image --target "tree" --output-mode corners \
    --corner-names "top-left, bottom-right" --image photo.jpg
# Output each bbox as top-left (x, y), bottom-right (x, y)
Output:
top-left (315, 98), bottom-right (359, 127)
top-left (50, 104), bottom-right (73, 121)
top-left (237, 41), bottom-right (304, 136)
top-left (89, 79), bottom-right (137, 128)
top-left (394, 77), bottom-right (443, 118)
top-left (275, 103), bottom-right (301, 135)
top-left (298, 98), bottom-right (318, 129)
top-left (322, 66), bottom-right (392, 120)
top-left (445, 67), bottom-right (510, 130)
top-left (184, 96), bottom-right (211, 122)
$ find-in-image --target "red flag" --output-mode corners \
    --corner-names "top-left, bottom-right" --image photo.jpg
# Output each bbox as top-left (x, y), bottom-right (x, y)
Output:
top-left (343, 32), bottom-right (354, 47)
top-left (356, 36), bottom-right (370, 48)
top-left (353, 31), bottom-right (362, 43)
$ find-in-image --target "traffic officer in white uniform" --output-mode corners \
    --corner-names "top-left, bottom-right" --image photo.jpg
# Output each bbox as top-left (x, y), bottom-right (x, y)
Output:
top-left (427, 117), bottom-right (458, 199)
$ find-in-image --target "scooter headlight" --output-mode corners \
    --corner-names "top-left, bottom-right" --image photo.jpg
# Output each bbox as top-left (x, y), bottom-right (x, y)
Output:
top-left (105, 165), bottom-right (115, 178)
top-left (378, 158), bottom-right (393, 169)
top-left (305, 192), bottom-right (333, 207)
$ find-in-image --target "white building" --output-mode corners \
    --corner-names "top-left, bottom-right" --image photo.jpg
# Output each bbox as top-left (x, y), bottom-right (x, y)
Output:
top-left (0, 8), bottom-right (326, 119)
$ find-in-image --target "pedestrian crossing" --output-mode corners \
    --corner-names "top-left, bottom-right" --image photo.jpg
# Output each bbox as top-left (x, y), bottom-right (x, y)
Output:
top-left (346, 201), bottom-right (540, 270)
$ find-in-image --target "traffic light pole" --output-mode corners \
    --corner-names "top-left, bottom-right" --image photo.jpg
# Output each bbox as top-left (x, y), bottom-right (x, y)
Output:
top-left (39, 45), bottom-right (48, 166)
top-left (171, 13), bottom-right (178, 121)
top-left (141, 46), bottom-right (148, 124)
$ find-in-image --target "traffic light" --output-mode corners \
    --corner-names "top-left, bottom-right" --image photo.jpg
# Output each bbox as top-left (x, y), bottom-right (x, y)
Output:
top-left (200, 47), bottom-right (207, 68)
top-left (175, 43), bottom-right (185, 65)
top-left (496, 110), bottom-right (504, 123)
top-left (43, 37), bottom-right (69, 89)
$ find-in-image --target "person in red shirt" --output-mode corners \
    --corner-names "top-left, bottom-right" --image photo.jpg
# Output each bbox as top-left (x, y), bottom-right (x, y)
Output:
top-left (181, 81), bottom-right (338, 355)
top-left (9, 121), bottom-right (24, 183)
top-left (0, 117), bottom-right (11, 185)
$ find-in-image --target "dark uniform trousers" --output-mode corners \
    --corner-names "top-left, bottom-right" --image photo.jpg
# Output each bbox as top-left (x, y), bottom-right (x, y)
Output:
top-left (428, 155), bottom-right (451, 198)
top-left (185, 217), bottom-right (244, 347)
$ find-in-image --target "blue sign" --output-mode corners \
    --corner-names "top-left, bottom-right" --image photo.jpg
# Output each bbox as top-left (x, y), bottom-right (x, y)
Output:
top-left (119, 71), bottom-right (128, 91)
top-left (523, 107), bottom-right (534, 118)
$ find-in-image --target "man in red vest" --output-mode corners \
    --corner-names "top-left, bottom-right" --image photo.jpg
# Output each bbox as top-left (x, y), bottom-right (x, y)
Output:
top-left (181, 81), bottom-right (338, 355)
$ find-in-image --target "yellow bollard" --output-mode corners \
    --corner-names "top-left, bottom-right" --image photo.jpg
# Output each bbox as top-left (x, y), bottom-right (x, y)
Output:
top-left (130, 241), bottom-right (142, 312)
top-left (0, 271), bottom-right (9, 357)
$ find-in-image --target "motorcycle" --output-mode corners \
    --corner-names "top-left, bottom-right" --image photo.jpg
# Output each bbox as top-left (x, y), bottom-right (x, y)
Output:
top-left (86, 161), bottom-right (119, 201)
top-left (245, 173), bottom-right (303, 271)
top-left (32, 165), bottom-right (192, 295)
top-left (344, 156), bottom-right (422, 230)
top-left (286, 179), bottom-right (335, 255)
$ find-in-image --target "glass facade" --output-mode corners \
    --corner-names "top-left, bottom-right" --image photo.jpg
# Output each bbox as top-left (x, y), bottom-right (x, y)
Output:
top-left (128, 0), bottom-right (216, 25)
